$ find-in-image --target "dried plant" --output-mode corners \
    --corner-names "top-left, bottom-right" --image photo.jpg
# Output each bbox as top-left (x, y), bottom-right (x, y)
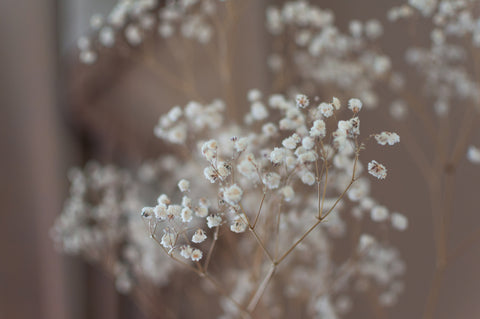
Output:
top-left (53, 0), bottom-right (480, 318)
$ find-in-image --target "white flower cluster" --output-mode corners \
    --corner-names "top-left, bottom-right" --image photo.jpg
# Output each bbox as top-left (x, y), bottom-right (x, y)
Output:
top-left (154, 100), bottom-right (225, 144)
top-left (389, 0), bottom-right (480, 117)
top-left (266, 2), bottom-right (395, 110)
top-left (140, 92), bottom-right (404, 318)
top-left (77, 0), bottom-right (223, 64)
top-left (52, 161), bottom-right (175, 293)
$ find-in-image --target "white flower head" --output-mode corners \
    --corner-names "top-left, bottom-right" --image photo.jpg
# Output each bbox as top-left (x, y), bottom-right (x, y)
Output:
top-left (141, 207), bottom-right (154, 219)
top-left (467, 145), bottom-right (480, 164)
top-left (391, 213), bottom-right (408, 231)
top-left (207, 214), bottom-right (222, 228)
top-left (368, 160), bottom-right (387, 179)
top-left (348, 98), bottom-right (363, 113)
top-left (375, 132), bottom-right (400, 146)
top-left (181, 207), bottom-right (193, 223)
top-left (371, 205), bottom-right (389, 222)
top-left (296, 94), bottom-right (310, 108)
top-left (178, 179), bottom-right (190, 192)
top-left (191, 249), bottom-right (203, 261)
top-left (230, 215), bottom-right (248, 233)
top-left (310, 120), bottom-right (326, 138)
top-left (281, 186), bottom-right (295, 201)
top-left (161, 229), bottom-right (176, 249)
top-left (192, 229), bottom-right (207, 243)
top-left (319, 103), bottom-right (334, 118)
top-left (223, 184), bottom-right (243, 206)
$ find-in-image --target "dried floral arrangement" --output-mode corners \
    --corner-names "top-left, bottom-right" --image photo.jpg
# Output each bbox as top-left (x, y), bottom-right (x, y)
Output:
top-left (52, 0), bottom-right (480, 318)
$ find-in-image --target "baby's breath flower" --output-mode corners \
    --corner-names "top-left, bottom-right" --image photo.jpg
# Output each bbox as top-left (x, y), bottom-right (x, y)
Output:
top-left (181, 207), bottom-right (193, 223)
top-left (154, 204), bottom-right (167, 220)
top-left (262, 172), bottom-right (281, 189)
top-left (310, 120), bottom-right (326, 138)
top-left (234, 137), bottom-right (249, 152)
top-left (467, 145), bottom-right (480, 164)
top-left (191, 249), bottom-right (203, 261)
top-left (195, 206), bottom-right (209, 218)
top-left (161, 229), bottom-right (176, 249)
top-left (359, 234), bottom-right (375, 251)
top-left (192, 229), bottom-right (207, 243)
top-left (391, 213), bottom-right (408, 231)
top-left (178, 179), bottom-right (190, 192)
top-left (332, 97), bottom-right (341, 110)
top-left (375, 132), bottom-right (400, 146)
top-left (207, 214), bottom-right (222, 228)
top-left (262, 123), bottom-right (278, 137)
top-left (223, 184), bottom-right (243, 206)
top-left (319, 103), bottom-right (334, 118)
top-left (230, 215), bottom-right (248, 233)
top-left (167, 205), bottom-right (182, 219)
top-left (251, 102), bottom-right (269, 121)
top-left (280, 186), bottom-right (295, 201)
top-left (270, 147), bottom-right (286, 164)
top-left (141, 207), bottom-right (154, 219)
top-left (302, 136), bottom-right (315, 150)
top-left (282, 134), bottom-right (301, 149)
top-left (371, 205), bottom-right (389, 222)
top-left (296, 94), bottom-right (309, 108)
top-left (348, 98), bottom-right (363, 113)
top-left (368, 160), bottom-right (387, 179)
top-left (180, 245), bottom-right (193, 259)
top-left (248, 89), bottom-right (262, 102)
top-left (157, 194), bottom-right (171, 205)
top-left (300, 171), bottom-right (316, 185)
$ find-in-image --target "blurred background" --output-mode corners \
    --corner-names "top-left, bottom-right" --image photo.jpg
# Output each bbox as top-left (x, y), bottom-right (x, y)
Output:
top-left (1, 0), bottom-right (480, 318)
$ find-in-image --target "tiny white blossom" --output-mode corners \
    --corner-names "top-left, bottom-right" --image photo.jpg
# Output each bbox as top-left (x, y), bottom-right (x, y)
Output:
top-left (207, 214), bottom-right (222, 228)
top-left (348, 98), bottom-right (363, 113)
top-left (167, 205), bottom-right (182, 219)
top-left (302, 136), bottom-right (315, 150)
top-left (178, 179), bottom-right (190, 192)
top-left (141, 207), bottom-right (154, 219)
top-left (195, 206), bottom-right (209, 218)
top-left (467, 145), bottom-right (480, 164)
top-left (235, 137), bottom-right (249, 152)
top-left (180, 245), bottom-right (193, 259)
top-left (223, 184), bottom-right (243, 206)
top-left (161, 230), bottom-right (176, 249)
top-left (368, 160), bottom-right (387, 179)
top-left (319, 103), bottom-right (334, 118)
top-left (154, 204), bottom-right (167, 220)
top-left (359, 234), bottom-right (375, 251)
top-left (181, 207), bottom-right (193, 223)
top-left (262, 122), bottom-right (278, 137)
top-left (157, 194), bottom-right (171, 205)
top-left (282, 134), bottom-right (300, 149)
top-left (230, 215), bottom-right (248, 233)
top-left (300, 171), bottom-right (316, 185)
top-left (247, 89), bottom-right (262, 102)
top-left (296, 94), bottom-right (309, 108)
top-left (310, 120), bottom-right (326, 138)
top-left (281, 186), bottom-right (295, 201)
top-left (371, 205), bottom-right (389, 222)
top-left (262, 172), bottom-right (281, 189)
top-left (375, 132), bottom-right (400, 146)
top-left (192, 229), bottom-right (207, 243)
top-left (332, 97), bottom-right (341, 110)
top-left (270, 147), bottom-right (286, 164)
top-left (391, 213), bottom-right (408, 231)
top-left (251, 102), bottom-right (269, 120)
top-left (191, 249), bottom-right (203, 261)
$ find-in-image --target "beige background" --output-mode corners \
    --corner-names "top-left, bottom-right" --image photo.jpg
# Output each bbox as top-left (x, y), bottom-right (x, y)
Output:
top-left (1, 0), bottom-right (479, 318)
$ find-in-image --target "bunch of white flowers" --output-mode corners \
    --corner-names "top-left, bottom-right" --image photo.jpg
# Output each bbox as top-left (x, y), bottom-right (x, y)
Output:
top-left (140, 92), bottom-right (405, 318)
